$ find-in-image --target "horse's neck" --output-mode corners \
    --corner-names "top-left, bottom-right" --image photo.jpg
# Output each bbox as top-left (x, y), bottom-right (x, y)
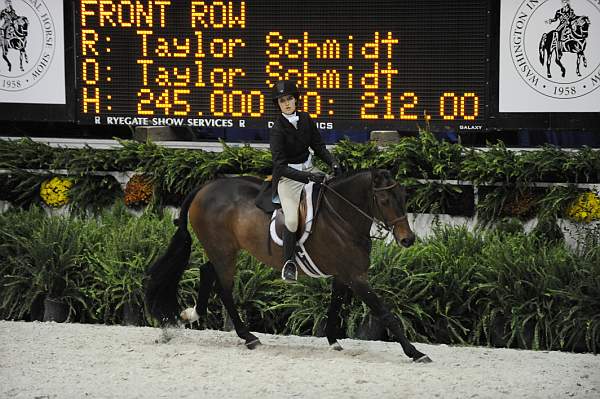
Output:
top-left (332, 172), bottom-right (371, 204)
top-left (572, 22), bottom-right (586, 39)
top-left (323, 172), bottom-right (373, 233)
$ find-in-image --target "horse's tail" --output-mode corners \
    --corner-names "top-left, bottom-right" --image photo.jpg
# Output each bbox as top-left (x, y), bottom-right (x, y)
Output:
top-left (145, 186), bottom-right (202, 324)
top-left (539, 33), bottom-right (547, 65)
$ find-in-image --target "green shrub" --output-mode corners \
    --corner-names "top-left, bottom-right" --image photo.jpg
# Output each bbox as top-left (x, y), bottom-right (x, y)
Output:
top-left (83, 204), bottom-right (178, 324)
top-left (0, 208), bottom-right (92, 321)
top-left (1, 206), bottom-right (599, 353)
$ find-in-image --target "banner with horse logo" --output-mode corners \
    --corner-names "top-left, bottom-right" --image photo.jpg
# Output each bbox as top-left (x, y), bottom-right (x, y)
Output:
top-left (0, 0), bottom-right (65, 104)
top-left (499, 0), bottom-right (600, 112)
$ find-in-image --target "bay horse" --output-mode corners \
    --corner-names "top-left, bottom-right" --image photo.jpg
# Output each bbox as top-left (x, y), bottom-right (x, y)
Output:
top-left (1, 16), bottom-right (28, 72)
top-left (145, 169), bottom-right (432, 363)
top-left (539, 15), bottom-right (590, 78)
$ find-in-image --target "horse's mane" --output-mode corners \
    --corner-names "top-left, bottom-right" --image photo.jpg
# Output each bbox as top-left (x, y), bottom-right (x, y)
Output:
top-left (328, 169), bottom-right (374, 188)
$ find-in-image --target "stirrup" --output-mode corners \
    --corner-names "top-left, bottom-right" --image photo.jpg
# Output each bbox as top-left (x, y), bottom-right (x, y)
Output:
top-left (282, 260), bottom-right (298, 282)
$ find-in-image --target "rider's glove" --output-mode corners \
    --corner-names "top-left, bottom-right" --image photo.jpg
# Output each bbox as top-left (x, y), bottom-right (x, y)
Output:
top-left (307, 172), bottom-right (326, 184)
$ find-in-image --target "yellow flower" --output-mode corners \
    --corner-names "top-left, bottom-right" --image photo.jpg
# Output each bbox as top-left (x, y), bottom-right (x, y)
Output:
top-left (40, 177), bottom-right (73, 207)
top-left (566, 191), bottom-right (600, 223)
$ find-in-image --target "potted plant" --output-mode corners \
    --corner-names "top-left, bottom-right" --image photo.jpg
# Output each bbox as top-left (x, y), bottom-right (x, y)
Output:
top-left (0, 212), bottom-right (90, 322)
top-left (407, 181), bottom-right (475, 216)
top-left (86, 205), bottom-right (176, 325)
top-left (68, 175), bottom-right (123, 215)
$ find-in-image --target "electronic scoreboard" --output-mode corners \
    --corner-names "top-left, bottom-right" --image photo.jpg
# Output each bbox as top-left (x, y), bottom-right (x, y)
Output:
top-left (76, 0), bottom-right (489, 131)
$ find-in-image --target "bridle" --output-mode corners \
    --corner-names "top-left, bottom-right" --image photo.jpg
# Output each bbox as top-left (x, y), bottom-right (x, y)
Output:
top-left (372, 182), bottom-right (409, 229)
top-left (319, 176), bottom-right (408, 238)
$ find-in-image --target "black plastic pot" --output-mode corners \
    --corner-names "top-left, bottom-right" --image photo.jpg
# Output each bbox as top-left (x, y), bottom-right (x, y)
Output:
top-left (445, 185), bottom-right (476, 217)
top-left (314, 319), bottom-right (327, 338)
top-left (490, 317), bottom-right (508, 348)
top-left (29, 295), bottom-right (45, 322)
top-left (43, 297), bottom-right (68, 323)
top-left (122, 301), bottom-right (142, 326)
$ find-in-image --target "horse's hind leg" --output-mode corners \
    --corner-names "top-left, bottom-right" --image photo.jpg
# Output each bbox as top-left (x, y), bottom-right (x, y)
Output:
top-left (326, 278), bottom-right (352, 350)
top-left (196, 261), bottom-right (216, 319)
top-left (556, 52), bottom-right (566, 77)
top-left (210, 253), bottom-right (261, 349)
top-left (2, 51), bottom-right (10, 72)
top-left (546, 49), bottom-right (553, 78)
top-left (180, 261), bottom-right (216, 325)
top-left (350, 277), bottom-right (431, 363)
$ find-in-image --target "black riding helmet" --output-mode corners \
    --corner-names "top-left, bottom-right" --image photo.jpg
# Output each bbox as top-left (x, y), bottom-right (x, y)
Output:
top-left (271, 80), bottom-right (300, 105)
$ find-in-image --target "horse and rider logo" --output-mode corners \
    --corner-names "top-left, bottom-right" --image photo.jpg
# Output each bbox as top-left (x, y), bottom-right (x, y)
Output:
top-left (509, 0), bottom-right (599, 100)
top-left (539, 0), bottom-right (591, 78)
top-left (0, 0), bottom-right (28, 72)
top-left (0, 0), bottom-right (55, 92)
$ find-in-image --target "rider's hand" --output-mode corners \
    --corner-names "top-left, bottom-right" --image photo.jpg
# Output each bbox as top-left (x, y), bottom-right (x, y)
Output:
top-left (308, 172), bottom-right (326, 184)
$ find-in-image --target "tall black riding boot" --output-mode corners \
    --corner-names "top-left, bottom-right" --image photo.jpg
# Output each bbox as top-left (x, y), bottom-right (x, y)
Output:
top-left (282, 227), bottom-right (298, 282)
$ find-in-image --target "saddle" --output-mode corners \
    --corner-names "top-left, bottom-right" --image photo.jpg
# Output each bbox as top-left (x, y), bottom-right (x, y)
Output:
top-left (255, 179), bottom-right (330, 278)
top-left (270, 182), bottom-right (317, 245)
top-left (254, 177), bottom-right (319, 241)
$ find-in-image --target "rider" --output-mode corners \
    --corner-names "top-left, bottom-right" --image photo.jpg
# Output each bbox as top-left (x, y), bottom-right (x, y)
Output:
top-left (269, 80), bottom-right (341, 282)
top-left (0, 0), bottom-right (17, 38)
top-left (546, 0), bottom-right (576, 40)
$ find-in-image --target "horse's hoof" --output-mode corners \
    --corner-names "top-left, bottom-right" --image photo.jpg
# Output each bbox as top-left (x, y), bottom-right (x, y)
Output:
top-left (414, 355), bottom-right (432, 363)
top-left (329, 342), bottom-right (343, 351)
top-left (245, 338), bottom-right (261, 350)
top-left (180, 307), bottom-right (200, 324)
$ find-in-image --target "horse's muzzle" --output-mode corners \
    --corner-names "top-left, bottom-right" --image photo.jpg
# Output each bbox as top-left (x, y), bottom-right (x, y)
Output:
top-left (399, 234), bottom-right (415, 248)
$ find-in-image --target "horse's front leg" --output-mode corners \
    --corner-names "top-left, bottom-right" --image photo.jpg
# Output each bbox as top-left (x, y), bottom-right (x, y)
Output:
top-left (350, 277), bottom-right (432, 363)
top-left (325, 278), bottom-right (352, 350)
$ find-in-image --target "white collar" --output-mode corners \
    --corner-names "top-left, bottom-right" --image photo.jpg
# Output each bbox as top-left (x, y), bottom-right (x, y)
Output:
top-left (282, 112), bottom-right (299, 128)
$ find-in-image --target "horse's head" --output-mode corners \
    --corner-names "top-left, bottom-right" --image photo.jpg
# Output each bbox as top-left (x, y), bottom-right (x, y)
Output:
top-left (371, 169), bottom-right (415, 247)
top-left (572, 16), bottom-right (590, 38)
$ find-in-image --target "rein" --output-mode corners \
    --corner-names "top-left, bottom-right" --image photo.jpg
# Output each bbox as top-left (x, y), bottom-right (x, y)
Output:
top-left (319, 179), bottom-right (407, 239)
